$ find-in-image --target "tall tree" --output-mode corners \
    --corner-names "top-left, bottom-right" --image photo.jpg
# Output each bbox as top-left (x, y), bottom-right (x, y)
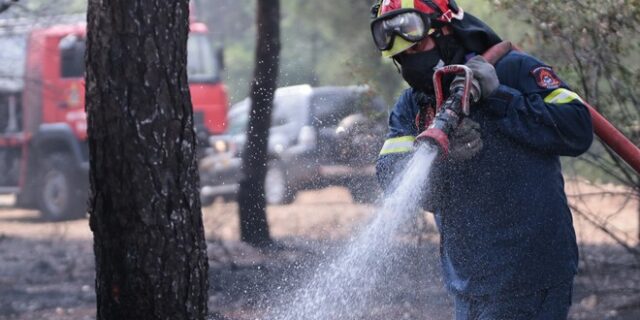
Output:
top-left (237, 0), bottom-right (281, 246)
top-left (85, 1), bottom-right (209, 319)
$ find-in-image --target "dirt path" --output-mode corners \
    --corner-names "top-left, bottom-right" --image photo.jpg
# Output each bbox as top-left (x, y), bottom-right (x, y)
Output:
top-left (0, 184), bottom-right (639, 319)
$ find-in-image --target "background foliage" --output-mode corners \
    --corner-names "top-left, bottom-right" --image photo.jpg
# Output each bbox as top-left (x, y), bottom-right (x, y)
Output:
top-left (498, 0), bottom-right (640, 185)
top-left (195, 0), bottom-right (533, 106)
top-left (7, 0), bottom-right (638, 185)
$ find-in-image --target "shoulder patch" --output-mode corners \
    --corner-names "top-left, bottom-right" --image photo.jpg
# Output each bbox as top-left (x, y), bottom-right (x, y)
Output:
top-left (531, 66), bottom-right (561, 89)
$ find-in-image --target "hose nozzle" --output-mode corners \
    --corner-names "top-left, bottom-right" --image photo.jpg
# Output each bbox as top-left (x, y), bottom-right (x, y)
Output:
top-left (417, 127), bottom-right (450, 157)
top-left (416, 92), bottom-right (463, 158)
top-left (416, 65), bottom-right (476, 158)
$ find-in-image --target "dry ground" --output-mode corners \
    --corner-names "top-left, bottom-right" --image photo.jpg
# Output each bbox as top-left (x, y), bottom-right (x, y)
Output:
top-left (0, 182), bottom-right (639, 320)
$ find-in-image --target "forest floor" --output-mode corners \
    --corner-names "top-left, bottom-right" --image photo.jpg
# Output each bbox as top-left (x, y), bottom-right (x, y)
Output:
top-left (0, 182), bottom-right (639, 320)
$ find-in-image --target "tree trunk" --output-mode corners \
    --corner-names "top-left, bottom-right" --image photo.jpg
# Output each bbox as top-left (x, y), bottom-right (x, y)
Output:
top-left (85, 1), bottom-right (209, 319)
top-left (237, 0), bottom-right (281, 247)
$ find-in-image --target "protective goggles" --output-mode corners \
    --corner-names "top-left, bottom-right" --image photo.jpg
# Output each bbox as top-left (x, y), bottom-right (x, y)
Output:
top-left (370, 9), bottom-right (439, 51)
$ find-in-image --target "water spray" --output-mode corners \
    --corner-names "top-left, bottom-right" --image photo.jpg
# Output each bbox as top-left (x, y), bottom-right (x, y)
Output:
top-left (268, 145), bottom-right (438, 320)
top-left (268, 42), bottom-right (640, 320)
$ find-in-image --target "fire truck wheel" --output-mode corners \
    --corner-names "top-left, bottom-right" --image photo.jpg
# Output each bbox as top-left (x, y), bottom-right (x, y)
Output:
top-left (38, 153), bottom-right (87, 221)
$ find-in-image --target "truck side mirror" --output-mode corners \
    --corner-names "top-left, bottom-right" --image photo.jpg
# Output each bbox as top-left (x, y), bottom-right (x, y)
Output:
top-left (216, 47), bottom-right (225, 71)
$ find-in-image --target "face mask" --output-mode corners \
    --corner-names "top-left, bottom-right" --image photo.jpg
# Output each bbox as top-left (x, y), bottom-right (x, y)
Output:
top-left (396, 34), bottom-right (465, 93)
top-left (396, 49), bottom-right (444, 92)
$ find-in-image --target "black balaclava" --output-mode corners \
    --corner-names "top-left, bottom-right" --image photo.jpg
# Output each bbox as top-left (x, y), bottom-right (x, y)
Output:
top-left (395, 12), bottom-right (502, 93)
top-left (395, 33), bottom-right (466, 93)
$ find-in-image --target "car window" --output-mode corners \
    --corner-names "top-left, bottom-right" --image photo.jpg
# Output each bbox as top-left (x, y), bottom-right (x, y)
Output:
top-left (364, 94), bottom-right (388, 120)
top-left (226, 92), bottom-right (309, 137)
top-left (310, 89), bottom-right (386, 127)
top-left (310, 91), bottom-right (353, 127)
top-left (272, 92), bottom-right (309, 132)
top-left (226, 99), bottom-right (249, 135)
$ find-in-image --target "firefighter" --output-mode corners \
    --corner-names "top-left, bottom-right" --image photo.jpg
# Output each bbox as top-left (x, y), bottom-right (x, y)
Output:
top-left (371, 0), bottom-right (593, 318)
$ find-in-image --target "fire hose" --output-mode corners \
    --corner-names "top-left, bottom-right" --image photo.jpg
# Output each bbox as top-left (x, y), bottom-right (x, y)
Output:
top-left (417, 41), bottom-right (640, 176)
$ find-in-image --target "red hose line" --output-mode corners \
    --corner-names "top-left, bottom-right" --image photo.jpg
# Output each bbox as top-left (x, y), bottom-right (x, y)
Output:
top-left (482, 42), bottom-right (640, 176)
top-left (586, 104), bottom-right (640, 175)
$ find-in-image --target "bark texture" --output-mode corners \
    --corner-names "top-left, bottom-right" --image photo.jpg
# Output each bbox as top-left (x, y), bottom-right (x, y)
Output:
top-left (85, 1), bottom-right (208, 319)
top-left (237, 0), bottom-right (281, 247)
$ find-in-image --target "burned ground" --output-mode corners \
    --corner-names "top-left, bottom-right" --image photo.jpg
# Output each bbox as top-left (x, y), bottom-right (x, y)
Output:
top-left (0, 185), bottom-right (639, 320)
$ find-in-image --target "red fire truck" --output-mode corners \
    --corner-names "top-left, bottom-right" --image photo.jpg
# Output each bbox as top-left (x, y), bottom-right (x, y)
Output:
top-left (0, 15), bottom-right (228, 220)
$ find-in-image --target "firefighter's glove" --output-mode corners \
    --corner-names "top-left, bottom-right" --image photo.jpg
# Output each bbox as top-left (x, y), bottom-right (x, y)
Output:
top-left (465, 56), bottom-right (499, 100)
top-left (448, 118), bottom-right (483, 161)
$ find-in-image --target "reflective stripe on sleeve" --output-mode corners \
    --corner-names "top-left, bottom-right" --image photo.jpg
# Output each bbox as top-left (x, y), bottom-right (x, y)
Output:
top-left (544, 88), bottom-right (584, 104)
top-left (379, 136), bottom-right (415, 156)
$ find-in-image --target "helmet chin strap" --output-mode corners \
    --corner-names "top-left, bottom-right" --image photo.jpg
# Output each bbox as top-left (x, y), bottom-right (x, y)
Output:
top-left (441, 7), bottom-right (464, 22)
top-left (391, 58), bottom-right (402, 74)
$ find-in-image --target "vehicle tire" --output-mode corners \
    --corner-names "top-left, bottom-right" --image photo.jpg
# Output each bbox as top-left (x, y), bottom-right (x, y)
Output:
top-left (221, 193), bottom-right (238, 203)
top-left (200, 194), bottom-right (216, 207)
top-left (265, 161), bottom-right (294, 205)
top-left (37, 153), bottom-right (87, 221)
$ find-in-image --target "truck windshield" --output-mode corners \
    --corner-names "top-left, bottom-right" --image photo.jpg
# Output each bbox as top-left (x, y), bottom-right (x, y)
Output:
top-left (187, 34), bottom-right (220, 83)
top-left (0, 34), bottom-right (27, 91)
top-left (54, 33), bottom-right (219, 82)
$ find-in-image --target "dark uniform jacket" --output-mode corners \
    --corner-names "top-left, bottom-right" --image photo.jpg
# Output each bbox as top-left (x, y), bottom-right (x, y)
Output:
top-left (376, 50), bottom-right (593, 296)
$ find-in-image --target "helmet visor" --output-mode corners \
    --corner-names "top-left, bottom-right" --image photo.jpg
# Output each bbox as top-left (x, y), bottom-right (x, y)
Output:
top-left (371, 10), bottom-right (430, 51)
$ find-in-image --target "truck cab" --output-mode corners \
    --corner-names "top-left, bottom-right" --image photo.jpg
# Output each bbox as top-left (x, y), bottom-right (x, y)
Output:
top-left (0, 16), bottom-right (228, 220)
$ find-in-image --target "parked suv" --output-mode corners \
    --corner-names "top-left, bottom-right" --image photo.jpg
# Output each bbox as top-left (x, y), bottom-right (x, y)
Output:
top-left (199, 84), bottom-right (387, 205)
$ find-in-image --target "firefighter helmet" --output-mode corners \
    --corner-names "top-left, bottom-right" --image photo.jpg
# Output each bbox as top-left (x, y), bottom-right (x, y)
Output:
top-left (371, 0), bottom-right (464, 57)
